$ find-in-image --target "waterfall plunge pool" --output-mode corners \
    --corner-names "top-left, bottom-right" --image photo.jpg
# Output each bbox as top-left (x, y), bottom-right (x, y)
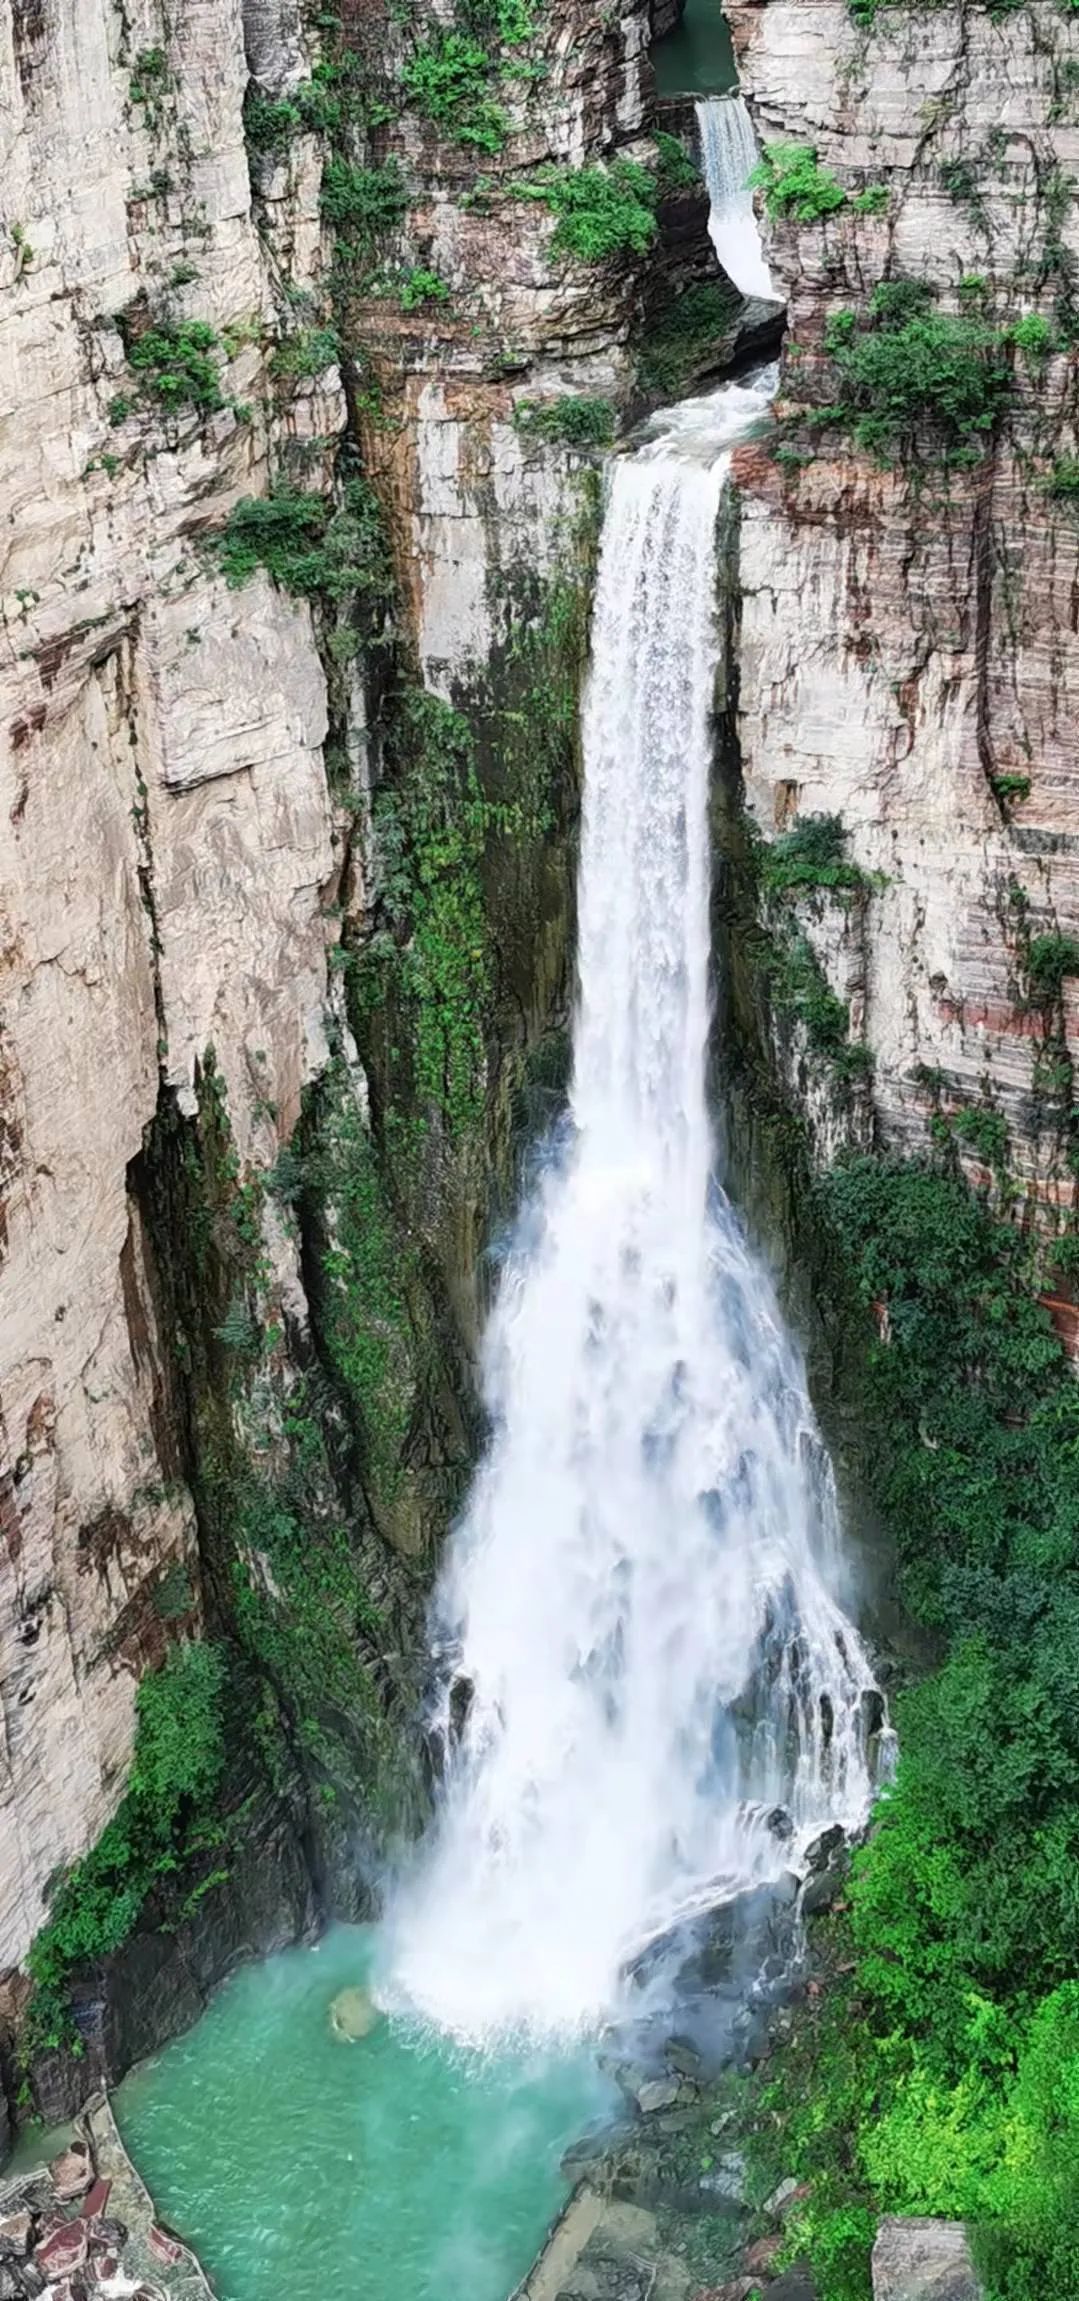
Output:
top-left (112, 1926), bottom-right (615, 2301)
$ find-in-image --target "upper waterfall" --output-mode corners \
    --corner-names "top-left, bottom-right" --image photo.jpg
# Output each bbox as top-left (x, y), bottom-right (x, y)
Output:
top-left (697, 94), bottom-right (776, 302)
top-left (383, 376), bottom-right (876, 2046)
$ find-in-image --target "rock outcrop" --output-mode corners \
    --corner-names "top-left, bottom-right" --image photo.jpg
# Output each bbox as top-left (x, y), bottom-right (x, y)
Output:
top-left (727, 0), bottom-right (1079, 1240)
top-left (871, 2217), bottom-right (982, 2301)
top-left (0, 0), bottom-right (739, 2126)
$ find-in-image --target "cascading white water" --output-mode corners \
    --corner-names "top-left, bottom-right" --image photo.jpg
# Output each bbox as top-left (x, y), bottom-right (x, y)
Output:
top-left (384, 374), bottom-right (877, 2046)
top-left (696, 94), bottom-right (776, 302)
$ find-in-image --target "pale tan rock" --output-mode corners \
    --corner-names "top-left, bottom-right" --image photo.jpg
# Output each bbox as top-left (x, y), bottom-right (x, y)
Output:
top-left (328, 1985), bottom-right (381, 2041)
top-left (728, 0), bottom-right (1079, 1215)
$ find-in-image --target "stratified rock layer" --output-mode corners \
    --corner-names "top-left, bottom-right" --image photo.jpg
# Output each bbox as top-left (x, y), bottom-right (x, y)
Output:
top-left (729, 1), bottom-right (1079, 1217)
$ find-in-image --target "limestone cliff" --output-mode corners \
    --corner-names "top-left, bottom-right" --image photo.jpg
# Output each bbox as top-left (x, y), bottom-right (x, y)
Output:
top-left (726, 0), bottom-right (1079, 1253)
top-left (0, 0), bottom-right (727, 2121)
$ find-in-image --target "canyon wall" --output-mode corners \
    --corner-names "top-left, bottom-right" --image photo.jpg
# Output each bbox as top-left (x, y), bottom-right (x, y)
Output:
top-left (0, 0), bottom-right (731, 2118)
top-left (727, 0), bottom-right (1079, 1252)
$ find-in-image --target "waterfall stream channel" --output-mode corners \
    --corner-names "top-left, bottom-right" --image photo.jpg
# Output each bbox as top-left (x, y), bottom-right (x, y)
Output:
top-left (106, 144), bottom-right (882, 2301)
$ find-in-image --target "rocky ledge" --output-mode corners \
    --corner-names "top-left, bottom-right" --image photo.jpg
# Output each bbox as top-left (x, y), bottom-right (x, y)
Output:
top-left (514, 1836), bottom-right (983, 2301)
top-left (0, 2094), bottom-right (212, 2301)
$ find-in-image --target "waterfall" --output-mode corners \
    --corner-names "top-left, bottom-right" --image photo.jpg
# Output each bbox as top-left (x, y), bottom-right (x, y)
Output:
top-left (696, 94), bottom-right (776, 302)
top-left (384, 375), bottom-right (876, 2047)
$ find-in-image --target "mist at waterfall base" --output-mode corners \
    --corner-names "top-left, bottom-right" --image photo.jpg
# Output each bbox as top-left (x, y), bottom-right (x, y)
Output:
top-left (697, 95), bottom-right (776, 303)
top-left (382, 372), bottom-right (878, 2050)
top-left (116, 1926), bottom-right (612, 2301)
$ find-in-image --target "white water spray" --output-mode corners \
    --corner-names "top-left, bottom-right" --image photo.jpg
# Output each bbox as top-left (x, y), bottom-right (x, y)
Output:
top-left (385, 375), bottom-right (876, 2046)
top-left (696, 94), bottom-right (776, 302)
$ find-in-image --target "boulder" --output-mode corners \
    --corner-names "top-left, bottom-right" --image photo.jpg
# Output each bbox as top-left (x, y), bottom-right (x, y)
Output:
top-left (766, 2271), bottom-right (817, 2301)
top-left (636, 2078), bottom-right (681, 2114)
top-left (872, 2218), bottom-right (982, 2301)
top-left (763, 2178), bottom-right (808, 2218)
top-left (328, 1987), bottom-right (380, 2042)
top-left (804, 1827), bottom-right (845, 1874)
top-left (744, 2235), bottom-right (784, 2275)
top-left (800, 1828), bottom-right (850, 1919)
top-left (35, 2222), bottom-right (88, 2278)
top-left (666, 2038), bottom-right (704, 2080)
top-left (0, 2213), bottom-right (31, 2260)
top-left (699, 2152), bottom-right (746, 2203)
top-left (48, 2144), bottom-right (94, 2202)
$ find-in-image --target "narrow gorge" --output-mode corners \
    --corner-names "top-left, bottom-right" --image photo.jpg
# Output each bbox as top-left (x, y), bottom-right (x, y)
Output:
top-left (1, 1), bottom-right (1078, 2298)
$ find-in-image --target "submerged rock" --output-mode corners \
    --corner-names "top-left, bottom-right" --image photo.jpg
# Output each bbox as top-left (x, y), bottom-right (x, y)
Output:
top-left (328, 1987), bottom-right (380, 2043)
top-left (871, 2218), bottom-right (982, 2301)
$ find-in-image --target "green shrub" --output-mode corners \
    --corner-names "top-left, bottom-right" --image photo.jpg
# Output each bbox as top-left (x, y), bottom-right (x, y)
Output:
top-left (513, 395), bottom-right (617, 448)
top-left (1010, 312), bottom-right (1055, 360)
top-left (213, 481), bottom-right (392, 613)
top-left (767, 932), bottom-right (873, 1078)
top-left (123, 317), bottom-right (224, 414)
top-left (1048, 455), bottom-right (1079, 500)
top-left (321, 158), bottom-right (408, 241)
top-left (761, 812), bottom-right (868, 895)
top-left (513, 159), bottom-right (658, 262)
top-left (130, 44), bottom-right (170, 118)
top-left (399, 267), bottom-right (451, 311)
top-left (750, 142), bottom-right (847, 222)
top-left (653, 128), bottom-right (699, 191)
top-left (27, 1642), bottom-right (227, 2046)
top-left (826, 297), bottom-right (1010, 452)
top-left (458, 0), bottom-right (539, 39)
top-left (990, 772), bottom-right (1031, 805)
top-left (402, 31), bottom-right (507, 152)
top-left (270, 324), bottom-right (341, 380)
top-left (852, 183), bottom-right (889, 214)
top-left (243, 66), bottom-right (346, 156)
top-left (1026, 931), bottom-right (1079, 1002)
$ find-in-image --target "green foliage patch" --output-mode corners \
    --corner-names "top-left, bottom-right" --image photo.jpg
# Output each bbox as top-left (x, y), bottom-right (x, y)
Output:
top-left (823, 287), bottom-right (1012, 454)
top-left (27, 1643), bottom-right (227, 2049)
top-left (754, 1153), bottom-right (1079, 2297)
top-left (361, 693), bottom-right (498, 1137)
top-left (401, 30), bottom-right (508, 152)
top-left (513, 395), bottom-right (617, 449)
top-left (212, 480), bottom-right (393, 616)
top-left (761, 812), bottom-right (870, 896)
top-left (512, 159), bottom-right (658, 262)
top-left (751, 142), bottom-right (846, 222)
top-left (120, 316), bottom-right (225, 415)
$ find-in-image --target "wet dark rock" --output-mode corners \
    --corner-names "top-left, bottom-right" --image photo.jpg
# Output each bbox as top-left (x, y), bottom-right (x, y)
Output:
top-left (804, 1825), bottom-right (846, 1874)
top-left (800, 1825), bottom-right (850, 1918)
top-left (766, 2269), bottom-right (817, 2301)
top-left (665, 2037), bottom-right (704, 2079)
top-left (860, 1688), bottom-right (887, 1739)
top-left (765, 1805), bottom-right (794, 1842)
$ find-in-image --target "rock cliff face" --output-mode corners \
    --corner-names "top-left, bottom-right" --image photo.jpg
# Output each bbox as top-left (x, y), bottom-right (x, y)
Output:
top-left (0, 0), bottom-right (726, 2107)
top-left (1, 0), bottom-right (340, 1985)
top-left (727, 0), bottom-right (1079, 1247)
